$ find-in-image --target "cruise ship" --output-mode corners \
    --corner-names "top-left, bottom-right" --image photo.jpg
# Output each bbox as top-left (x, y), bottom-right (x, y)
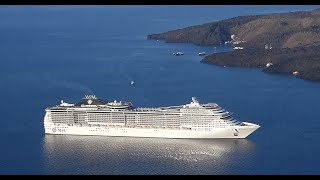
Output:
top-left (44, 95), bottom-right (260, 139)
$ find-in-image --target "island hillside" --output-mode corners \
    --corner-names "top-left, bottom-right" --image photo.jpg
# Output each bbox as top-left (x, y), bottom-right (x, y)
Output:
top-left (147, 9), bottom-right (320, 81)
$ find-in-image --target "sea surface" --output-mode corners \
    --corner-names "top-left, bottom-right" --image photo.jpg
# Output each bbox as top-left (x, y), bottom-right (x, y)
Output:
top-left (1, 5), bottom-right (320, 175)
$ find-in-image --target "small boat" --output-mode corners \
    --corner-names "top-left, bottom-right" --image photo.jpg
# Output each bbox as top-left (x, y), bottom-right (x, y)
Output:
top-left (173, 52), bottom-right (184, 56)
top-left (266, 62), bottom-right (273, 67)
top-left (198, 52), bottom-right (206, 56)
top-left (130, 81), bottom-right (135, 85)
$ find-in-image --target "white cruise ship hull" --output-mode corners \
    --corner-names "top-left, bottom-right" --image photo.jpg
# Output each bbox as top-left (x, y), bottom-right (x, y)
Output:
top-left (44, 122), bottom-right (259, 139)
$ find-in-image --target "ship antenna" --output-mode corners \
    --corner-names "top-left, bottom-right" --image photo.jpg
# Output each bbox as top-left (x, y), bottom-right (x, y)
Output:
top-left (192, 97), bottom-right (199, 104)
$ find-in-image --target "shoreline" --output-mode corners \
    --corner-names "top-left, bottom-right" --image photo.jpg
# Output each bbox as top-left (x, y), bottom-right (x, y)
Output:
top-left (147, 8), bottom-right (320, 82)
top-left (200, 47), bottom-right (320, 81)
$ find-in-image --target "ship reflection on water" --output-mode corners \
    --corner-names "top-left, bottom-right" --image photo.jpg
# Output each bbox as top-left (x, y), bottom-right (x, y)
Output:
top-left (42, 135), bottom-right (256, 175)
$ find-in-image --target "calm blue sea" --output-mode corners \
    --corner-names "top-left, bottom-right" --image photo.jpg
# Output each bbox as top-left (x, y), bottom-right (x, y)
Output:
top-left (1, 5), bottom-right (320, 175)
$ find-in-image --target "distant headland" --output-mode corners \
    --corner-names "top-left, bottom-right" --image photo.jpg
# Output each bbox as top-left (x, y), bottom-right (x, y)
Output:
top-left (147, 8), bottom-right (320, 81)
